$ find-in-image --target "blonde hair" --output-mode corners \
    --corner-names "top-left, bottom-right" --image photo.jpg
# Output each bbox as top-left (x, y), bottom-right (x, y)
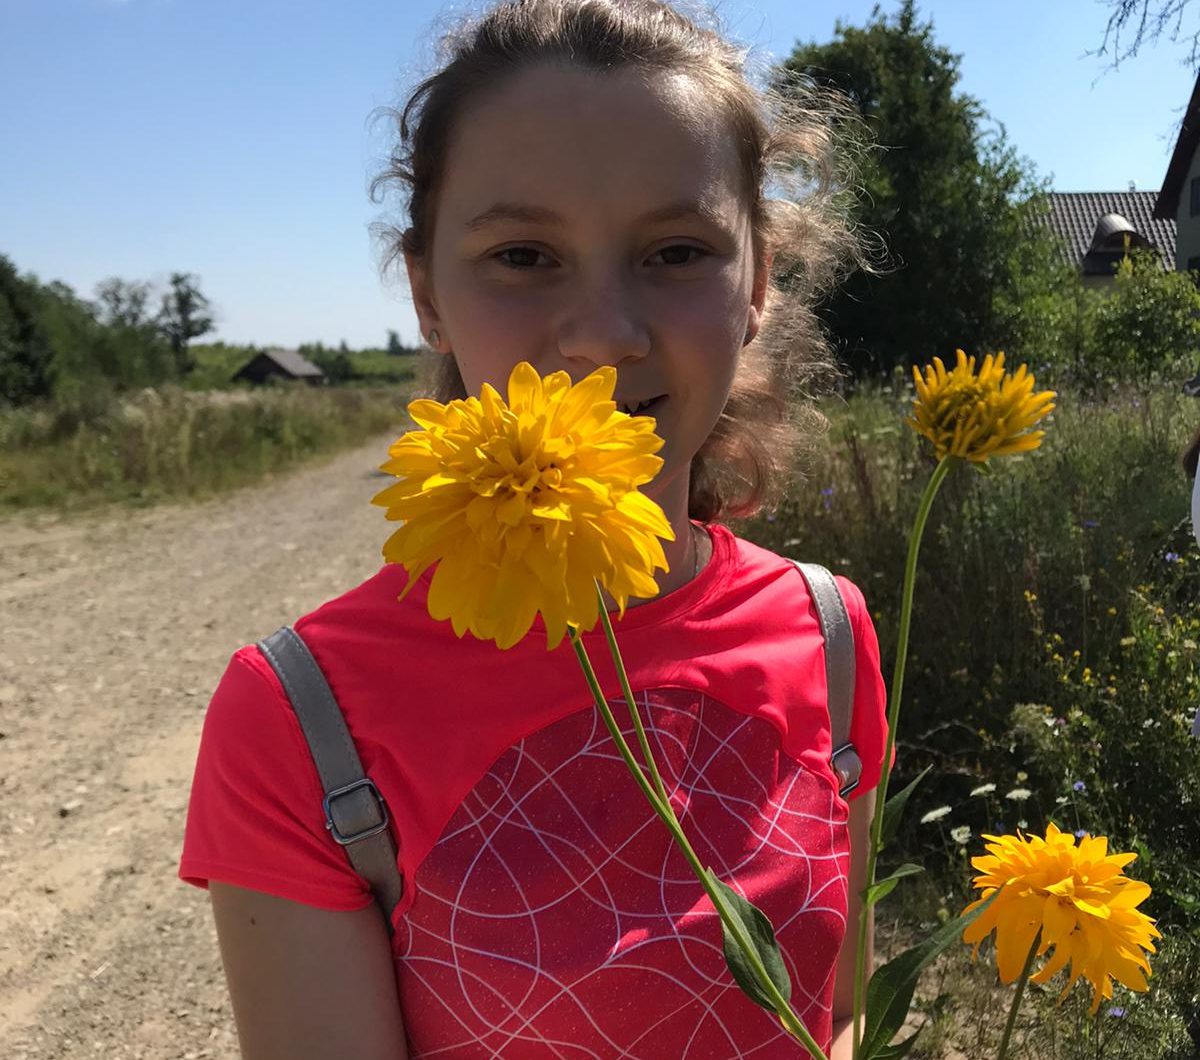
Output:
top-left (371, 0), bottom-right (872, 521)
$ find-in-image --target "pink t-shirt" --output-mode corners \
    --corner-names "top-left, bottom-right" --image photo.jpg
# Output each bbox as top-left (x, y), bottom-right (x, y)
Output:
top-left (180, 523), bottom-right (892, 1057)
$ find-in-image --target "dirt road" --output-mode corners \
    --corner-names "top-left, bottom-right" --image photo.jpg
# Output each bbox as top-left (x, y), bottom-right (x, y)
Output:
top-left (0, 432), bottom-right (404, 1059)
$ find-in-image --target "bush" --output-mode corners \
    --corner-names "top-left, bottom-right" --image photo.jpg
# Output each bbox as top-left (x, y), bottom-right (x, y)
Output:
top-left (1091, 248), bottom-right (1200, 389)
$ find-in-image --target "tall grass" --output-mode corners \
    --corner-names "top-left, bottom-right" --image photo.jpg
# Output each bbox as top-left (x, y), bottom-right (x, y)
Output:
top-left (0, 383), bottom-right (411, 510)
top-left (738, 375), bottom-right (1195, 799)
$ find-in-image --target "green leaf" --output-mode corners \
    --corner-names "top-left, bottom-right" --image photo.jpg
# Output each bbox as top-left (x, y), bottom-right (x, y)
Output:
top-left (862, 863), bottom-right (924, 907)
top-left (859, 889), bottom-right (999, 1058)
top-left (881, 766), bottom-right (931, 849)
top-left (706, 870), bottom-right (792, 1012)
top-left (875, 1026), bottom-right (925, 1059)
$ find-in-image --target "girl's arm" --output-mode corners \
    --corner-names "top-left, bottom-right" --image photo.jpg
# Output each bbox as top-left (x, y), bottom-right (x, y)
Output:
top-left (210, 882), bottom-right (410, 1060)
top-left (829, 787), bottom-right (876, 1060)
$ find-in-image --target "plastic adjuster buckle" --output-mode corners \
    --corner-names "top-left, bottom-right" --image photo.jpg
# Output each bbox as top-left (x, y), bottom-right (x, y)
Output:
top-left (323, 778), bottom-right (390, 846)
top-left (831, 742), bottom-right (863, 799)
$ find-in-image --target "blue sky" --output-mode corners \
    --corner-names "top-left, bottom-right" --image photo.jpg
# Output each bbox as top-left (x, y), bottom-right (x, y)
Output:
top-left (3, 0), bottom-right (1198, 348)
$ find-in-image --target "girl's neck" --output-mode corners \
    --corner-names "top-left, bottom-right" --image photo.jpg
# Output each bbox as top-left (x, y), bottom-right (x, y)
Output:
top-left (599, 481), bottom-right (710, 612)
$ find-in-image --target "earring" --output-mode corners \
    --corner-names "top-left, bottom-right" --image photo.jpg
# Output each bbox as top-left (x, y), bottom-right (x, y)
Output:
top-left (427, 329), bottom-right (440, 348)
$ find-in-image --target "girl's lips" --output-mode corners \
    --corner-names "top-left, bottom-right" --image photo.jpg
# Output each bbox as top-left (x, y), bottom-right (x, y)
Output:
top-left (621, 395), bottom-right (667, 416)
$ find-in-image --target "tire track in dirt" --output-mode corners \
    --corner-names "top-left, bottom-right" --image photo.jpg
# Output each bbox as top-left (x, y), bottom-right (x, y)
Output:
top-left (0, 430), bottom-right (406, 1059)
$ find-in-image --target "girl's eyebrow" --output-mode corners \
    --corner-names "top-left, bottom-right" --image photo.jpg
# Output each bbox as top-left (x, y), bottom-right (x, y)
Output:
top-left (463, 199), bottom-right (732, 234)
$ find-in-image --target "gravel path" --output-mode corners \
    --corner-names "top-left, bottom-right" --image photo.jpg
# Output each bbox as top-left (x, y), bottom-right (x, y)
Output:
top-left (0, 432), bottom-right (403, 1059)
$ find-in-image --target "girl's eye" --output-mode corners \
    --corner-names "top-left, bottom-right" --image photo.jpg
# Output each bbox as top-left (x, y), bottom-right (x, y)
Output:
top-left (494, 246), bottom-right (550, 269)
top-left (650, 244), bottom-right (708, 266)
top-left (491, 244), bottom-right (709, 269)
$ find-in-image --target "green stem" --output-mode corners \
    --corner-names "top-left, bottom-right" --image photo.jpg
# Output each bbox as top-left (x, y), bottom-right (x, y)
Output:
top-left (996, 928), bottom-right (1042, 1060)
top-left (595, 584), bottom-right (671, 808)
top-left (568, 626), bottom-right (829, 1060)
top-left (852, 456), bottom-right (957, 1060)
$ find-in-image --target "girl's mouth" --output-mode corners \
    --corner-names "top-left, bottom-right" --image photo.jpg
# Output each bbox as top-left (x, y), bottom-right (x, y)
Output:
top-left (619, 395), bottom-right (667, 417)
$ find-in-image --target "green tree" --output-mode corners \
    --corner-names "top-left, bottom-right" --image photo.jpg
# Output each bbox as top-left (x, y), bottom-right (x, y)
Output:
top-left (0, 255), bottom-right (55, 405)
top-left (775, 1), bottom-right (1051, 378)
top-left (157, 272), bottom-right (214, 375)
top-left (386, 329), bottom-right (405, 356)
top-left (94, 276), bottom-right (176, 387)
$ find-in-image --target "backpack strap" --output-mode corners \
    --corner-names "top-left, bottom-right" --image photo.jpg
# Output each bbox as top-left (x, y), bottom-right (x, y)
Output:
top-left (789, 562), bottom-right (863, 799)
top-left (255, 625), bottom-right (404, 931)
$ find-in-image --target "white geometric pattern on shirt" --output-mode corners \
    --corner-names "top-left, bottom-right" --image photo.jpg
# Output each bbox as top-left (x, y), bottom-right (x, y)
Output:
top-left (395, 688), bottom-right (850, 1058)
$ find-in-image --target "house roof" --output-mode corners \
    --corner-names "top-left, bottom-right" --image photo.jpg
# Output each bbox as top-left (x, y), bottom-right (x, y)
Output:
top-left (1155, 70), bottom-right (1200, 220)
top-left (1038, 191), bottom-right (1176, 270)
top-left (258, 347), bottom-right (325, 378)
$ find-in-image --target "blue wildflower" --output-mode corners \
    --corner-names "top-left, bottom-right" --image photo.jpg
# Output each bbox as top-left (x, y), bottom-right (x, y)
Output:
top-left (1165, 552), bottom-right (1180, 563)
top-left (1082, 520), bottom-right (1100, 530)
top-left (1073, 780), bottom-right (1086, 792)
top-left (1106, 1006), bottom-right (1127, 1018)
top-left (1074, 828), bottom-right (1088, 839)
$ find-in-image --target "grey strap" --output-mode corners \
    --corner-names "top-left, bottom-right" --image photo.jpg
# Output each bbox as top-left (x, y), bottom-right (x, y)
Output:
top-left (256, 626), bottom-right (404, 930)
top-left (790, 562), bottom-right (862, 798)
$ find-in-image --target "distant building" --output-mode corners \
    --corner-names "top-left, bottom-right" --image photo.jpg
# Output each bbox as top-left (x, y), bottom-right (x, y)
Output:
top-left (232, 348), bottom-right (326, 386)
top-left (1038, 191), bottom-right (1176, 288)
top-left (1155, 71), bottom-right (1200, 272)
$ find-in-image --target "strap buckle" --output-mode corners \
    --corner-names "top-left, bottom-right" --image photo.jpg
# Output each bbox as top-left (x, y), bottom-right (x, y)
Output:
top-left (323, 778), bottom-right (390, 846)
top-left (831, 742), bottom-right (862, 799)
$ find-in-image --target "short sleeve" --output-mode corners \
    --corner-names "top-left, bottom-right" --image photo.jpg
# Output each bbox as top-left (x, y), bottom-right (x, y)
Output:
top-left (178, 646), bottom-right (373, 911)
top-left (835, 576), bottom-right (894, 802)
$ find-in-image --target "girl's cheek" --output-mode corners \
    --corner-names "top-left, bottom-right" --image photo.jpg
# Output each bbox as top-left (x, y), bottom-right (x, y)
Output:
top-left (655, 283), bottom-right (746, 344)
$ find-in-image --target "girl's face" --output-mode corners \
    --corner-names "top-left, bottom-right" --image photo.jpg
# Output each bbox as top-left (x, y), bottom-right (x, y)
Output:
top-left (405, 63), bottom-right (770, 511)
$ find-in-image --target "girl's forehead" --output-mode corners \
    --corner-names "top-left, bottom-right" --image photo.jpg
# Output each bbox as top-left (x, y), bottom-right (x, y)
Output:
top-left (438, 64), bottom-right (748, 232)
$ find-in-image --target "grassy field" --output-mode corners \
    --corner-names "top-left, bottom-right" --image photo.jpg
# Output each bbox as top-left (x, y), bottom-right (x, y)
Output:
top-left (0, 383), bottom-right (411, 510)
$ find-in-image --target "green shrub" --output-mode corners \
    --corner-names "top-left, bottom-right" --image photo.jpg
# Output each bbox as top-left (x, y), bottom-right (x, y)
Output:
top-left (1090, 248), bottom-right (1200, 389)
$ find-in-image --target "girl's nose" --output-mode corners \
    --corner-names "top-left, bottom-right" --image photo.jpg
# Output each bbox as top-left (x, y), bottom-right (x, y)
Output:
top-left (555, 278), bottom-right (651, 368)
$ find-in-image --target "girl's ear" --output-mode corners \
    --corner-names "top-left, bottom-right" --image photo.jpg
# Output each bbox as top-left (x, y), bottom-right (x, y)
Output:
top-left (404, 250), bottom-right (447, 352)
top-left (744, 250), bottom-right (774, 345)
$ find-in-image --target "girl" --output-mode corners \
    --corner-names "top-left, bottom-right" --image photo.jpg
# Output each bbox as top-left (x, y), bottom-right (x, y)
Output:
top-left (179, 0), bottom-right (891, 1056)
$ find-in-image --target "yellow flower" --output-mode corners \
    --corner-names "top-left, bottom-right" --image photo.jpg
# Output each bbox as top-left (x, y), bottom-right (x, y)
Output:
top-left (907, 350), bottom-right (1056, 463)
top-left (961, 822), bottom-right (1161, 1015)
top-left (371, 361), bottom-right (674, 650)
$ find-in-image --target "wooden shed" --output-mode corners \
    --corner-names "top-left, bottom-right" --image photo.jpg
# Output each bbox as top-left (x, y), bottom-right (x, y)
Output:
top-left (232, 347), bottom-right (326, 385)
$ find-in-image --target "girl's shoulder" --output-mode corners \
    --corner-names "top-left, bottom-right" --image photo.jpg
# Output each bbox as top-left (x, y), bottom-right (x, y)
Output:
top-left (707, 524), bottom-right (874, 630)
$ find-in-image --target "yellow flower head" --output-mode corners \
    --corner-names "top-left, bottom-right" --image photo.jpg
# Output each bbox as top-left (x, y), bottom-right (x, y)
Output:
top-left (371, 362), bottom-right (674, 650)
top-left (961, 822), bottom-right (1161, 1015)
top-left (907, 350), bottom-right (1056, 463)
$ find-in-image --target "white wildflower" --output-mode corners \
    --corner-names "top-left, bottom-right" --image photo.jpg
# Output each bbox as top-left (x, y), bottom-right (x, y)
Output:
top-left (919, 806), bottom-right (952, 824)
top-left (950, 825), bottom-right (971, 845)
top-left (969, 783), bottom-right (996, 797)
top-left (1005, 787), bottom-right (1032, 802)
